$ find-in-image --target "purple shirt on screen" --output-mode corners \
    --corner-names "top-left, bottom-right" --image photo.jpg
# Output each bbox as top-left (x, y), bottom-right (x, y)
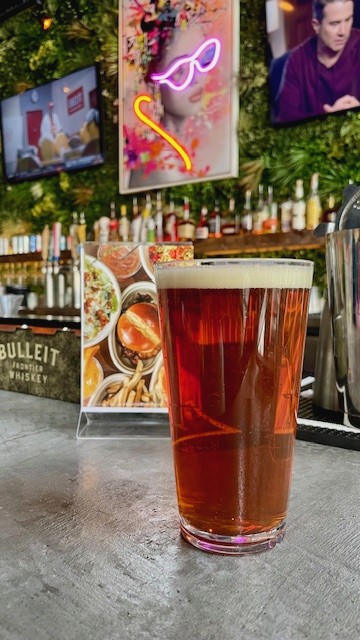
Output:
top-left (276, 29), bottom-right (360, 123)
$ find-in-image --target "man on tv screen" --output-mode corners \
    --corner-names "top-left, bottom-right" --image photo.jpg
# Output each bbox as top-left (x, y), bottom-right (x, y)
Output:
top-left (39, 101), bottom-right (69, 161)
top-left (274, 0), bottom-right (360, 123)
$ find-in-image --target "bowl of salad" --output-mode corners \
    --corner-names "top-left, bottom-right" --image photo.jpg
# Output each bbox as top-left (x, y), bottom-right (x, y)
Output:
top-left (83, 255), bottom-right (121, 348)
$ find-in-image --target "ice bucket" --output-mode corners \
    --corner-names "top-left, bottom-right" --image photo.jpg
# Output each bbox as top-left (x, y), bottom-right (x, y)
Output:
top-left (326, 228), bottom-right (360, 429)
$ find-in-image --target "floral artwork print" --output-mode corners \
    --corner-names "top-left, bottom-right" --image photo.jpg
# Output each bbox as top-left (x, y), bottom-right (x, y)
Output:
top-left (119, 0), bottom-right (239, 193)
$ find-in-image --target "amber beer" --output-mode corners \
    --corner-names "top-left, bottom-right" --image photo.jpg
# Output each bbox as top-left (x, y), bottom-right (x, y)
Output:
top-left (155, 259), bottom-right (313, 554)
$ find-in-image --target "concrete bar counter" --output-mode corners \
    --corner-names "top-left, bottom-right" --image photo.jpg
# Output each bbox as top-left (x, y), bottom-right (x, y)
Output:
top-left (1, 390), bottom-right (359, 640)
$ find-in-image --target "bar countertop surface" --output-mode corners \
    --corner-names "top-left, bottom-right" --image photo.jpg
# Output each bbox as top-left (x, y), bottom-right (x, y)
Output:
top-left (1, 390), bottom-right (360, 640)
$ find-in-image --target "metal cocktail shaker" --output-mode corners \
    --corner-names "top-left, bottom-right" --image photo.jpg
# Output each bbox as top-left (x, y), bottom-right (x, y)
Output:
top-left (326, 227), bottom-right (360, 429)
top-left (312, 288), bottom-right (339, 414)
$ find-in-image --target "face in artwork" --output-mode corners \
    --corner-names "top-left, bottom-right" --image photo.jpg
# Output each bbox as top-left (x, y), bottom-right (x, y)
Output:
top-left (151, 24), bottom-right (220, 121)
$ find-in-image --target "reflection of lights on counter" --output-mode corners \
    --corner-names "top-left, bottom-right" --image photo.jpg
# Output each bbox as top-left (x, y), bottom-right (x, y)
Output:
top-left (20, 324), bottom-right (29, 330)
top-left (133, 95), bottom-right (192, 171)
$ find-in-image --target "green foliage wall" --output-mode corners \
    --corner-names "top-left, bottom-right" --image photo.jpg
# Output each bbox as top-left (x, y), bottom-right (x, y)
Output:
top-left (0, 0), bottom-right (359, 240)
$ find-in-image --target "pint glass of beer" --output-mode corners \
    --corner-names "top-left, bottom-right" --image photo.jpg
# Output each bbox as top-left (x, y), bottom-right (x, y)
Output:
top-left (155, 259), bottom-right (313, 554)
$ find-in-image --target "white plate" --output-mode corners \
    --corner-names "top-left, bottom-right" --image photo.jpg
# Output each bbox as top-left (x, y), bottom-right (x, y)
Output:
top-left (121, 280), bottom-right (157, 308)
top-left (88, 372), bottom-right (129, 407)
top-left (97, 243), bottom-right (141, 281)
top-left (83, 355), bottom-right (104, 403)
top-left (108, 328), bottom-right (161, 376)
top-left (83, 255), bottom-right (122, 348)
top-left (108, 280), bottom-right (159, 375)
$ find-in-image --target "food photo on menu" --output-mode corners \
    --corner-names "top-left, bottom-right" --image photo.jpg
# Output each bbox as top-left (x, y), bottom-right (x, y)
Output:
top-left (81, 242), bottom-right (193, 410)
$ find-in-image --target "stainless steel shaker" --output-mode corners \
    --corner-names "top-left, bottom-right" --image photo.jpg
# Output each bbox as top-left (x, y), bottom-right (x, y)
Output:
top-left (326, 228), bottom-right (360, 429)
top-left (312, 287), bottom-right (339, 414)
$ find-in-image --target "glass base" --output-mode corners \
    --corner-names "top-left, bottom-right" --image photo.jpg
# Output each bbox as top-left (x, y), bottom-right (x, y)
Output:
top-left (179, 516), bottom-right (286, 555)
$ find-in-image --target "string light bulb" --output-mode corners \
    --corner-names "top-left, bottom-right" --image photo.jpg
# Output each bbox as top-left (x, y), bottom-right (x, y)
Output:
top-left (41, 15), bottom-right (53, 30)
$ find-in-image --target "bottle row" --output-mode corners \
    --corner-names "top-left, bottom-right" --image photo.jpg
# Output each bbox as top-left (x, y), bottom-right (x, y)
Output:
top-left (92, 179), bottom-right (337, 244)
top-left (0, 175), bottom-right (338, 259)
top-left (233, 175), bottom-right (336, 237)
top-left (0, 212), bottom-right (86, 258)
top-left (0, 258), bottom-right (81, 311)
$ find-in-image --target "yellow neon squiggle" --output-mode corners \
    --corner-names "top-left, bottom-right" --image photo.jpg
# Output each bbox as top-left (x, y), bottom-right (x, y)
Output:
top-left (133, 95), bottom-right (192, 171)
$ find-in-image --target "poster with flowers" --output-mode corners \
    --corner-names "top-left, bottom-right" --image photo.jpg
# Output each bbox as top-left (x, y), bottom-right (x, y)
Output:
top-left (119, 0), bottom-right (239, 193)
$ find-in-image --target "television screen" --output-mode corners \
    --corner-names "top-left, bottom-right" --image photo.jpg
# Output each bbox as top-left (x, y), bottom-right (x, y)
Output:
top-left (266, 0), bottom-right (360, 125)
top-left (0, 64), bottom-right (105, 183)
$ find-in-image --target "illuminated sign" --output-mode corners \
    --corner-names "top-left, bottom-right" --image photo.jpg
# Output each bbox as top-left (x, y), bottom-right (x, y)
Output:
top-left (150, 38), bottom-right (221, 92)
top-left (133, 95), bottom-right (192, 171)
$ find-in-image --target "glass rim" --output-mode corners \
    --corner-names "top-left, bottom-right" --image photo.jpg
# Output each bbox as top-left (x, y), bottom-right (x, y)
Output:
top-left (154, 257), bottom-right (314, 270)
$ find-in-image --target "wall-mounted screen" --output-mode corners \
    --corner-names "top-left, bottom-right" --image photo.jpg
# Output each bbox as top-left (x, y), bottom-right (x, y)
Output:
top-left (266, 0), bottom-right (360, 125)
top-left (0, 64), bottom-right (105, 183)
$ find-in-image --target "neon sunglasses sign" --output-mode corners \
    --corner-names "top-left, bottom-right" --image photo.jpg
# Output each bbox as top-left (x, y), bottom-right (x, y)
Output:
top-left (150, 37), bottom-right (221, 92)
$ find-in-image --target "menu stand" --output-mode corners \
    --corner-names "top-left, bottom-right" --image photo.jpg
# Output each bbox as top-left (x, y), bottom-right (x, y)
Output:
top-left (76, 241), bottom-right (193, 439)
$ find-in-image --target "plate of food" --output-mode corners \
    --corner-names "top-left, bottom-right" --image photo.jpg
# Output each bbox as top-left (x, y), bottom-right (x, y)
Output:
top-left (82, 345), bottom-right (104, 404)
top-left (83, 255), bottom-right (121, 348)
top-left (140, 243), bottom-right (194, 282)
top-left (88, 361), bottom-right (151, 408)
top-left (97, 243), bottom-right (141, 282)
top-left (108, 281), bottom-right (161, 376)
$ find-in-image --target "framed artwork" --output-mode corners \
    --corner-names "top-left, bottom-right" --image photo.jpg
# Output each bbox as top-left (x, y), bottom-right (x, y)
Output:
top-left (119, 0), bottom-right (239, 193)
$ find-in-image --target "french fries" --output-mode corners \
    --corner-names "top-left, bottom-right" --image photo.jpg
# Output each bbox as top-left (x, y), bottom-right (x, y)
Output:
top-left (99, 359), bottom-right (168, 408)
top-left (100, 360), bottom-right (151, 407)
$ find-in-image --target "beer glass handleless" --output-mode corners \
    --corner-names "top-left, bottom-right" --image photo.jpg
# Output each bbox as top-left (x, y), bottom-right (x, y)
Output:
top-left (155, 259), bottom-right (313, 555)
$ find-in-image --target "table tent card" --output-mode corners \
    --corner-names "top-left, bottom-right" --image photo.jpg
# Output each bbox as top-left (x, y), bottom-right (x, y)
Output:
top-left (77, 241), bottom-right (193, 437)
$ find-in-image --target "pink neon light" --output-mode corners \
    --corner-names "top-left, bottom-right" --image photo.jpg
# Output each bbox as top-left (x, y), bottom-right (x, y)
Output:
top-left (150, 38), bottom-right (221, 92)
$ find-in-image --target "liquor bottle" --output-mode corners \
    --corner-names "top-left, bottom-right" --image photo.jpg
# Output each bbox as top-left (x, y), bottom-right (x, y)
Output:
top-left (195, 206), bottom-right (210, 240)
top-left (51, 221), bottom-right (65, 307)
top-left (146, 212), bottom-right (156, 242)
top-left (260, 185), bottom-right (273, 233)
top-left (221, 197), bottom-right (237, 236)
top-left (262, 202), bottom-right (278, 233)
top-left (155, 191), bottom-right (164, 242)
top-left (292, 179), bottom-right (306, 231)
top-left (322, 194), bottom-right (337, 223)
top-left (280, 195), bottom-right (293, 232)
top-left (177, 196), bottom-right (195, 241)
top-left (131, 196), bottom-right (142, 243)
top-left (93, 220), bottom-right (99, 242)
top-left (141, 194), bottom-right (157, 243)
top-left (109, 201), bottom-right (119, 241)
top-left (252, 184), bottom-right (265, 234)
top-left (306, 173), bottom-right (322, 230)
top-left (119, 204), bottom-right (131, 241)
top-left (98, 215), bottom-right (110, 243)
top-left (208, 200), bottom-right (221, 238)
top-left (69, 211), bottom-right (80, 258)
top-left (76, 211), bottom-right (87, 245)
top-left (241, 190), bottom-right (252, 233)
top-left (163, 198), bottom-right (178, 242)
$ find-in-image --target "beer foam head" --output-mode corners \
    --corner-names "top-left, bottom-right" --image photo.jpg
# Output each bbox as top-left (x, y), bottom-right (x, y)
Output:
top-left (155, 259), bottom-right (314, 289)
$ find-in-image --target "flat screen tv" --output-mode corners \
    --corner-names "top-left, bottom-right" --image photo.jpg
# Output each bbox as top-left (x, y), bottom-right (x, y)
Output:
top-left (0, 64), bottom-right (105, 183)
top-left (266, 0), bottom-right (360, 125)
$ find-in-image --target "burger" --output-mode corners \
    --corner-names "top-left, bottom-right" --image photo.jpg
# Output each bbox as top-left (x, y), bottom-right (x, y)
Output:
top-left (116, 302), bottom-right (161, 361)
